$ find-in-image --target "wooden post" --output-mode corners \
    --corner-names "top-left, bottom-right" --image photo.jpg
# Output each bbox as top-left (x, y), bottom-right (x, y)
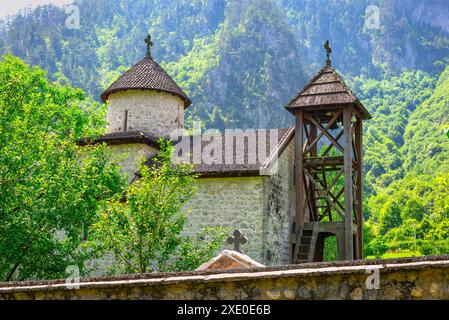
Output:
top-left (310, 124), bottom-right (317, 157)
top-left (343, 106), bottom-right (354, 260)
top-left (295, 111), bottom-right (305, 232)
top-left (355, 116), bottom-right (364, 259)
top-left (337, 229), bottom-right (345, 260)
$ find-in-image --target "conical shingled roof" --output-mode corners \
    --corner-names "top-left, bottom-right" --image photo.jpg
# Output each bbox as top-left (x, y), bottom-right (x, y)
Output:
top-left (285, 64), bottom-right (371, 119)
top-left (100, 57), bottom-right (191, 107)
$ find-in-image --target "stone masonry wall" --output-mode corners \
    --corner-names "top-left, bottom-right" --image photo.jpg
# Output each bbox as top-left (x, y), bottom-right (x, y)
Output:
top-left (2, 256), bottom-right (449, 300)
top-left (107, 90), bottom-right (184, 138)
top-left (108, 143), bottom-right (158, 181)
top-left (185, 177), bottom-right (266, 262)
top-left (263, 138), bottom-right (296, 266)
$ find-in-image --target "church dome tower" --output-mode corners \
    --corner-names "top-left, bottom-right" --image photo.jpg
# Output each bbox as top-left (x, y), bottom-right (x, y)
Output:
top-left (101, 35), bottom-right (191, 138)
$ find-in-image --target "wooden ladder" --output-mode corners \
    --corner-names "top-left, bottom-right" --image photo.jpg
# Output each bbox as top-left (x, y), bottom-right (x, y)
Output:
top-left (294, 223), bottom-right (319, 264)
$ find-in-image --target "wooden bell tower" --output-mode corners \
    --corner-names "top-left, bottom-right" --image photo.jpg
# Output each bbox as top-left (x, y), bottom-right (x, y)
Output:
top-left (286, 41), bottom-right (371, 263)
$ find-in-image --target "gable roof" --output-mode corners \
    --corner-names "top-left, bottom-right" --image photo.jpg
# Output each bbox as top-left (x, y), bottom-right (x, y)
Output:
top-left (190, 128), bottom-right (294, 177)
top-left (195, 250), bottom-right (265, 271)
top-left (145, 127), bottom-right (295, 178)
top-left (285, 65), bottom-right (371, 119)
top-left (79, 128), bottom-right (295, 179)
top-left (100, 57), bottom-right (191, 108)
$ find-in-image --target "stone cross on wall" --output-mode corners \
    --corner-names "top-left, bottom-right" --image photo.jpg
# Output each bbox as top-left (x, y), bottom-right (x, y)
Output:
top-left (227, 229), bottom-right (248, 253)
top-left (145, 34), bottom-right (153, 58)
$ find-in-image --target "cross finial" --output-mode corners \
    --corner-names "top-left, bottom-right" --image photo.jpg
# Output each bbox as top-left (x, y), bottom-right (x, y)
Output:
top-left (227, 229), bottom-right (248, 253)
top-left (145, 34), bottom-right (153, 58)
top-left (324, 40), bottom-right (332, 65)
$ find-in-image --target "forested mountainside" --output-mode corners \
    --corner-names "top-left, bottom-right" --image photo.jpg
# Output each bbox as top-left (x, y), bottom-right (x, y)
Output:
top-left (2, 0), bottom-right (449, 129)
top-left (1, 0), bottom-right (449, 258)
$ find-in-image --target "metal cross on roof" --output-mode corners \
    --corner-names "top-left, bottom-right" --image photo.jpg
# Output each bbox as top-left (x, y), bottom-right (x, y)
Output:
top-left (324, 40), bottom-right (332, 65)
top-left (145, 34), bottom-right (153, 58)
top-left (227, 229), bottom-right (248, 253)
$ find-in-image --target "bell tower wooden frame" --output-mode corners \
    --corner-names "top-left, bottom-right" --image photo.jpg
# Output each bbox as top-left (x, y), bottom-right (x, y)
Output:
top-left (286, 42), bottom-right (371, 263)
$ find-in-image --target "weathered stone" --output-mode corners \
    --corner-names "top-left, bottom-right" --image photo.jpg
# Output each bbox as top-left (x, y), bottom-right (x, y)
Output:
top-left (350, 287), bottom-right (363, 300)
top-left (2, 257), bottom-right (449, 300)
top-left (283, 288), bottom-right (296, 300)
top-left (185, 177), bottom-right (266, 262)
top-left (383, 286), bottom-right (404, 300)
top-left (262, 139), bottom-right (296, 266)
top-left (265, 289), bottom-right (281, 300)
top-left (297, 286), bottom-right (313, 299)
top-left (430, 282), bottom-right (442, 299)
top-left (107, 90), bottom-right (184, 138)
top-left (411, 286), bottom-right (424, 299)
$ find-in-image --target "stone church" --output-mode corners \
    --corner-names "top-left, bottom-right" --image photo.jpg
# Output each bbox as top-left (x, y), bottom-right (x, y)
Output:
top-left (82, 36), bottom-right (370, 267)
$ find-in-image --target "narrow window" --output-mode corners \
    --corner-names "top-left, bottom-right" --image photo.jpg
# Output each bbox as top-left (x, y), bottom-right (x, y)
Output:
top-left (123, 109), bottom-right (128, 132)
top-left (293, 164), bottom-right (296, 185)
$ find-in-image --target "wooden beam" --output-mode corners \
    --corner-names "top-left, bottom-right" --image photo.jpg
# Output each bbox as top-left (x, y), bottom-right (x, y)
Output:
top-left (352, 122), bottom-right (358, 163)
top-left (322, 129), bottom-right (343, 157)
top-left (320, 167), bottom-right (332, 221)
top-left (304, 170), bottom-right (345, 218)
top-left (293, 111), bottom-right (305, 262)
top-left (343, 106), bottom-right (354, 260)
top-left (306, 110), bottom-right (341, 157)
top-left (355, 116), bottom-right (364, 259)
top-left (306, 115), bottom-right (345, 154)
top-left (327, 168), bottom-right (344, 193)
top-left (310, 123), bottom-right (317, 157)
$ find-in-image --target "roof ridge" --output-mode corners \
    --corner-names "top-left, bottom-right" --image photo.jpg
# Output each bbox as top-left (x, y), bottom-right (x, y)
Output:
top-left (284, 63), bottom-right (371, 119)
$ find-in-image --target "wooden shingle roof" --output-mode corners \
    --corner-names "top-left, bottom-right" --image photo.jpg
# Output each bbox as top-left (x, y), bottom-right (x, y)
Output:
top-left (188, 127), bottom-right (294, 177)
top-left (100, 57), bottom-right (191, 107)
top-left (79, 128), bottom-right (295, 178)
top-left (285, 65), bottom-right (371, 119)
top-left (144, 127), bottom-right (295, 178)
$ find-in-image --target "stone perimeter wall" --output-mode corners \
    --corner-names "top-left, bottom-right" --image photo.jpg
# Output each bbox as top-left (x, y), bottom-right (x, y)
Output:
top-left (2, 257), bottom-right (449, 300)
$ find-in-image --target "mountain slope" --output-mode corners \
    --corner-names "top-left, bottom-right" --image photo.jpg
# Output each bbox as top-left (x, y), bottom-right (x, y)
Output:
top-left (1, 0), bottom-right (449, 129)
top-left (1, 0), bottom-right (449, 258)
top-left (364, 65), bottom-right (449, 257)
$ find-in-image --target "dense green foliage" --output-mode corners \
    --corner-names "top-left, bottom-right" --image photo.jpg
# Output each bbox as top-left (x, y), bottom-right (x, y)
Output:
top-left (2, 0), bottom-right (449, 129)
top-left (1, 0), bottom-right (449, 260)
top-left (88, 140), bottom-right (226, 274)
top-left (0, 55), bottom-right (126, 281)
top-left (360, 66), bottom-right (449, 258)
top-left (0, 57), bottom-right (226, 280)
top-left (350, 70), bottom-right (436, 194)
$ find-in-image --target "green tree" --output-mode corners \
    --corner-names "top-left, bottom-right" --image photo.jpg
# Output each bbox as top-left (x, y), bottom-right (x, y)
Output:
top-left (0, 55), bottom-right (125, 281)
top-left (378, 201), bottom-right (402, 235)
top-left (88, 140), bottom-right (226, 274)
top-left (401, 198), bottom-right (426, 222)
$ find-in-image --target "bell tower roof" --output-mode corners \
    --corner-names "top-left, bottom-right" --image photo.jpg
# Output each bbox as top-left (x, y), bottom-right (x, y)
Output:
top-left (285, 41), bottom-right (371, 120)
top-left (100, 34), bottom-right (191, 107)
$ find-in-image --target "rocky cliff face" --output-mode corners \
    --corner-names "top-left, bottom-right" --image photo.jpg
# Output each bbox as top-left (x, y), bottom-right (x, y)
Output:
top-left (1, 0), bottom-right (449, 129)
top-left (411, 0), bottom-right (449, 33)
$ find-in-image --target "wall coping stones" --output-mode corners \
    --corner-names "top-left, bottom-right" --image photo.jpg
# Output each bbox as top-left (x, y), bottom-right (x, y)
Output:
top-left (1, 255), bottom-right (449, 295)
